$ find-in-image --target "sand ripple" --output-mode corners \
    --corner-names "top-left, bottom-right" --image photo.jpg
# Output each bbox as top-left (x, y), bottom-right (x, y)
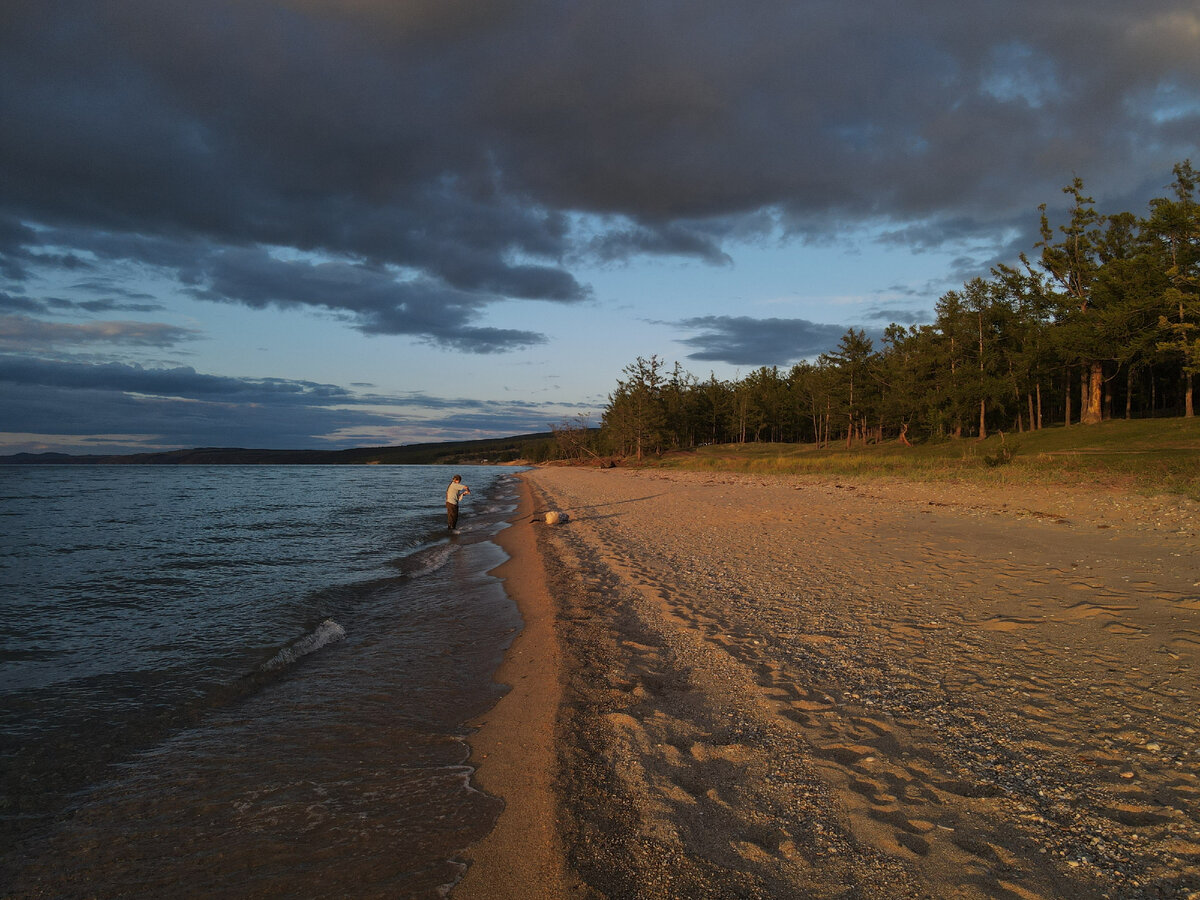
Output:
top-left (525, 467), bottom-right (1200, 900)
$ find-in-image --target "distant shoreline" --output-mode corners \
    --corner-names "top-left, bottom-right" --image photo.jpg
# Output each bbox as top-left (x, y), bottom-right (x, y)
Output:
top-left (0, 435), bottom-right (549, 467)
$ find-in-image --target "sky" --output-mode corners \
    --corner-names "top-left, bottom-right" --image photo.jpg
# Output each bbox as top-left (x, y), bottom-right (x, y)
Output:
top-left (1, 0), bottom-right (1198, 454)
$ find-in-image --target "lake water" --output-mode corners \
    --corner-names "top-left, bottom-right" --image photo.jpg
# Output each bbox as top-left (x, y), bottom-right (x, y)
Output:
top-left (0, 464), bottom-right (526, 898)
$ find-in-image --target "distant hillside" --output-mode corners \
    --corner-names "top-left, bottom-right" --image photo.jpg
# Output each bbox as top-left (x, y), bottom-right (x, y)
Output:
top-left (0, 433), bottom-right (553, 466)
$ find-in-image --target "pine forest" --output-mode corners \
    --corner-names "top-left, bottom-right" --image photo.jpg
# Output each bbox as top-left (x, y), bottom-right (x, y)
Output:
top-left (592, 163), bottom-right (1199, 460)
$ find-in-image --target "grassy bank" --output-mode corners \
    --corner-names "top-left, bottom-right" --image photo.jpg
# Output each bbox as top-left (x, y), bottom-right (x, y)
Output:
top-left (646, 418), bottom-right (1200, 501)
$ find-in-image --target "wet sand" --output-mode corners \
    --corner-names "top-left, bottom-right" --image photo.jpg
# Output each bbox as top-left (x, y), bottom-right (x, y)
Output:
top-left (464, 467), bottom-right (1200, 899)
top-left (459, 477), bottom-right (567, 899)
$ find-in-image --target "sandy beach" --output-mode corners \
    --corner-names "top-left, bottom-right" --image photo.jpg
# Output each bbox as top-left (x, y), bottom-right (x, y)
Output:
top-left (463, 467), bottom-right (1200, 899)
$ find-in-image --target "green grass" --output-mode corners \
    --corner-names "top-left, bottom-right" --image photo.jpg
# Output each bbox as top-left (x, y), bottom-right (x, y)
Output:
top-left (647, 418), bottom-right (1200, 500)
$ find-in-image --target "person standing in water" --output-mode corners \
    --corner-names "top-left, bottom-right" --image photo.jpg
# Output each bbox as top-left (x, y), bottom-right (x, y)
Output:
top-left (445, 474), bottom-right (470, 531)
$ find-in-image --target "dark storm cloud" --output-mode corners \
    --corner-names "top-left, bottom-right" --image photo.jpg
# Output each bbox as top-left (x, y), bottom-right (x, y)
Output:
top-left (476, 1), bottom-right (1198, 224)
top-left (191, 247), bottom-right (550, 351)
top-left (586, 223), bottom-right (732, 265)
top-left (1, 0), bottom-right (1197, 347)
top-left (677, 316), bottom-right (851, 366)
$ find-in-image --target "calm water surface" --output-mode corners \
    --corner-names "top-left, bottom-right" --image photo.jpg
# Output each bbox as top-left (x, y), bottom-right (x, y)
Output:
top-left (0, 465), bottom-right (525, 897)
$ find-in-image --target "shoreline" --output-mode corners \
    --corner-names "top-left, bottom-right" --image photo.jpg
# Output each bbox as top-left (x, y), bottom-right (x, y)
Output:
top-left (457, 475), bottom-right (567, 899)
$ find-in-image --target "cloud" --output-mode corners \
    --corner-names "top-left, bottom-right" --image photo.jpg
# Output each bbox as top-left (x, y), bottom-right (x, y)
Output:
top-left (191, 247), bottom-right (554, 351)
top-left (0, 357), bottom-right (350, 402)
top-left (0, 315), bottom-right (201, 350)
top-left (859, 306), bottom-right (930, 326)
top-left (0, 383), bottom-right (387, 451)
top-left (0, 354), bottom-right (386, 451)
top-left (1, 0), bottom-right (1196, 457)
top-left (675, 315), bottom-right (851, 366)
top-left (585, 222), bottom-right (733, 265)
top-left (0, 292), bottom-right (49, 314)
top-left (0, 288), bottom-right (164, 316)
top-left (73, 298), bottom-right (165, 313)
top-left (7, 227), bottom-right (561, 352)
top-left (66, 279), bottom-right (164, 312)
top-left (0, 355), bottom-right (586, 452)
top-left (2, 0), bottom-right (1196, 351)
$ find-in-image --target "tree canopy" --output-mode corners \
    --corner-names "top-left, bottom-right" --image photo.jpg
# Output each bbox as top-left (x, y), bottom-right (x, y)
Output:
top-left (590, 163), bottom-right (1198, 458)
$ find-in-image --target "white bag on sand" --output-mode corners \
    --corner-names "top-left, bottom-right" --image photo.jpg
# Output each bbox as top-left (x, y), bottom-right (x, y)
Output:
top-left (544, 511), bottom-right (570, 525)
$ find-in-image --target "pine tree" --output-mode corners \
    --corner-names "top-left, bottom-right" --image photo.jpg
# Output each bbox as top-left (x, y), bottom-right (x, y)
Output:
top-left (1146, 161), bottom-right (1200, 416)
top-left (1037, 178), bottom-right (1106, 424)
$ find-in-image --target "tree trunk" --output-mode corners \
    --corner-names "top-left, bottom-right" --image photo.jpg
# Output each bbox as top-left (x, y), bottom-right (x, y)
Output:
top-left (1036, 382), bottom-right (1043, 430)
top-left (1125, 366), bottom-right (1134, 420)
top-left (1064, 368), bottom-right (1072, 426)
top-left (1187, 372), bottom-right (1195, 418)
top-left (1080, 367), bottom-right (1090, 424)
top-left (1082, 361), bottom-right (1103, 425)
top-left (976, 311), bottom-right (986, 440)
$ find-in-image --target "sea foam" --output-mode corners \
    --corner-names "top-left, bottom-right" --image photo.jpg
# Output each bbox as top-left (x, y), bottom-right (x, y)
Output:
top-left (262, 618), bottom-right (346, 672)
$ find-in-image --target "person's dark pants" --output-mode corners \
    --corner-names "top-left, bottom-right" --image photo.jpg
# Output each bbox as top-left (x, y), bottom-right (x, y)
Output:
top-left (447, 501), bottom-right (459, 530)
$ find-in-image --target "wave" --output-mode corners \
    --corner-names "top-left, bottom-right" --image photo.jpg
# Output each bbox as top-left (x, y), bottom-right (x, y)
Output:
top-left (394, 542), bottom-right (457, 579)
top-left (261, 619), bottom-right (346, 672)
